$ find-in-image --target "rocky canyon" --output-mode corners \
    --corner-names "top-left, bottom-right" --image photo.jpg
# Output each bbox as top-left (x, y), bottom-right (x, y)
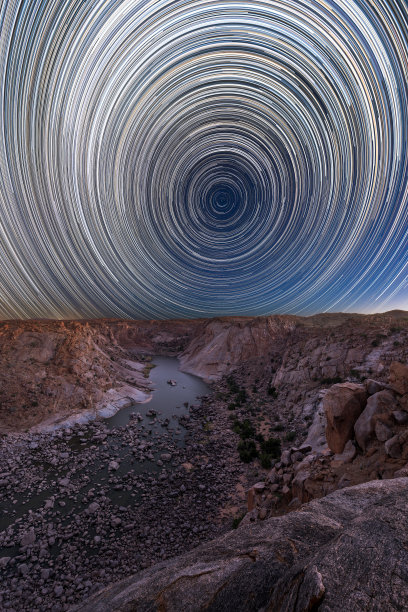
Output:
top-left (1, 311), bottom-right (408, 610)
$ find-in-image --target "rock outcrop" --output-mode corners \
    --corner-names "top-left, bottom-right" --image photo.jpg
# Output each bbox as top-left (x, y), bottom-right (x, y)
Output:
top-left (354, 390), bottom-right (395, 450)
top-left (243, 358), bottom-right (408, 521)
top-left (1, 310), bottom-right (408, 433)
top-left (74, 478), bottom-right (408, 612)
top-left (0, 320), bottom-right (152, 432)
top-left (389, 361), bottom-right (408, 395)
top-left (323, 383), bottom-right (367, 453)
top-left (178, 316), bottom-right (297, 381)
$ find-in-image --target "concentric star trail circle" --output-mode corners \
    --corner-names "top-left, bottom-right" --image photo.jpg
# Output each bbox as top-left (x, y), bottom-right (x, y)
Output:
top-left (0, 0), bottom-right (408, 319)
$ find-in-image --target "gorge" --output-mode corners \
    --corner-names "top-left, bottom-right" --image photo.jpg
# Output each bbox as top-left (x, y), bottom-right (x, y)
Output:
top-left (1, 311), bottom-right (408, 610)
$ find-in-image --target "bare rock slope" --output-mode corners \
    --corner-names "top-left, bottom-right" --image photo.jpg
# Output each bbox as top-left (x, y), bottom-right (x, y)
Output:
top-left (178, 315), bottom-right (297, 381)
top-left (74, 478), bottom-right (408, 612)
top-left (1, 310), bottom-right (408, 432)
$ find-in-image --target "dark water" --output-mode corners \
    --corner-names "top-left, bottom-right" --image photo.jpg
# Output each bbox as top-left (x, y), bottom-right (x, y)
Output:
top-left (107, 355), bottom-right (209, 430)
top-left (0, 357), bottom-right (210, 538)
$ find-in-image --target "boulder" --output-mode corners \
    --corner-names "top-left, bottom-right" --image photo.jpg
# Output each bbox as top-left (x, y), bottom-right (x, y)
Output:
top-left (20, 528), bottom-right (36, 548)
top-left (389, 362), bottom-right (408, 395)
top-left (375, 421), bottom-right (393, 442)
top-left (280, 450), bottom-right (292, 466)
top-left (291, 470), bottom-right (311, 502)
top-left (323, 383), bottom-right (367, 453)
top-left (365, 379), bottom-right (386, 395)
top-left (0, 557), bottom-right (10, 569)
top-left (393, 410), bottom-right (408, 425)
top-left (354, 391), bottom-right (395, 450)
top-left (333, 439), bottom-right (357, 465)
top-left (394, 464), bottom-right (408, 478)
top-left (385, 435), bottom-right (402, 459)
top-left (252, 482), bottom-right (266, 493)
top-left (74, 479), bottom-right (408, 612)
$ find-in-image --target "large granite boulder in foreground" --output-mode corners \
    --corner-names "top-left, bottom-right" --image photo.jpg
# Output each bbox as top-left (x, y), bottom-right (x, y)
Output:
top-left (74, 478), bottom-right (408, 612)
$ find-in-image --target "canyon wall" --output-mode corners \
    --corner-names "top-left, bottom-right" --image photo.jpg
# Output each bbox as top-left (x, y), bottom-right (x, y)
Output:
top-left (1, 310), bottom-right (407, 432)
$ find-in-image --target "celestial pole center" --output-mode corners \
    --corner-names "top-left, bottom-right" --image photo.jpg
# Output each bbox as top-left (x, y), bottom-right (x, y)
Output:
top-left (0, 0), bottom-right (408, 319)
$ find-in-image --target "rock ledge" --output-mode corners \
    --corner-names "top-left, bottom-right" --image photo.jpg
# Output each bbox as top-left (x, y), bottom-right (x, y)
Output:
top-left (74, 478), bottom-right (408, 612)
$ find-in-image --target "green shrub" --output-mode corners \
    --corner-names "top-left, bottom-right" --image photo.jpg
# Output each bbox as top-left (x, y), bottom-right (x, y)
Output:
top-left (235, 389), bottom-right (248, 405)
top-left (267, 385), bottom-right (278, 398)
top-left (232, 514), bottom-right (245, 529)
top-left (260, 436), bottom-right (281, 457)
top-left (233, 419), bottom-right (255, 439)
top-left (273, 424), bottom-right (284, 431)
top-left (259, 453), bottom-right (272, 469)
top-left (226, 375), bottom-right (239, 394)
top-left (321, 376), bottom-right (343, 385)
top-left (286, 431), bottom-right (296, 442)
top-left (237, 440), bottom-right (258, 463)
top-left (227, 402), bottom-right (236, 411)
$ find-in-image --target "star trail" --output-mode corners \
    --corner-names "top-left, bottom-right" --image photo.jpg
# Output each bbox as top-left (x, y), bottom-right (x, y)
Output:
top-left (0, 0), bottom-right (408, 319)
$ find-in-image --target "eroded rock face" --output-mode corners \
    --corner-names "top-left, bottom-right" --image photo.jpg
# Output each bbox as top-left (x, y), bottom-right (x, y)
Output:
top-left (389, 361), bottom-right (408, 395)
top-left (354, 390), bottom-right (395, 450)
top-left (323, 383), bottom-right (367, 453)
top-left (0, 320), bottom-right (152, 432)
top-left (74, 479), bottom-right (408, 612)
top-left (178, 316), bottom-right (297, 381)
top-left (1, 312), bottom-right (408, 432)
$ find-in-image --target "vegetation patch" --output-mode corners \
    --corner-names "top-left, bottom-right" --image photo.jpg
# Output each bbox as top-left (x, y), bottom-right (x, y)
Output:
top-left (321, 376), bottom-right (343, 385)
top-left (233, 419), bottom-right (255, 439)
top-left (237, 439), bottom-right (258, 463)
top-left (143, 362), bottom-right (156, 378)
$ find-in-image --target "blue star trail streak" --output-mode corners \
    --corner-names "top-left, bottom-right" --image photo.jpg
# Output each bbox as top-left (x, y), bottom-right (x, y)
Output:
top-left (0, 0), bottom-right (408, 319)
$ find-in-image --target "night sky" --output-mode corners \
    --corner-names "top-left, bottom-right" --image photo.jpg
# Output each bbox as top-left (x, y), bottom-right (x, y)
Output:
top-left (0, 0), bottom-right (408, 319)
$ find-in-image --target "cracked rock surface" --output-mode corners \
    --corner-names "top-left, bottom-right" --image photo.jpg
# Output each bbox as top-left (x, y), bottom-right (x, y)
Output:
top-left (74, 478), bottom-right (408, 612)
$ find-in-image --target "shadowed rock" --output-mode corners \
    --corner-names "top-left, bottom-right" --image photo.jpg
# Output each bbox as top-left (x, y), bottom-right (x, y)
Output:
top-left (389, 361), bottom-right (408, 395)
top-left (354, 390), bottom-right (395, 450)
top-left (323, 383), bottom-right (367, 453)
top-left (73, 478), bottom-right (408, 612)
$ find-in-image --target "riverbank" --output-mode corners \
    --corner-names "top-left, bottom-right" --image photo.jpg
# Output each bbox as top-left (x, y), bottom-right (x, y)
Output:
top-left (0, 357), bottom-right (256, 611)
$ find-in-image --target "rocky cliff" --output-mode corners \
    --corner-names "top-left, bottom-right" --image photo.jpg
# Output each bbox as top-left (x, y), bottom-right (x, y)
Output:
top-left (2, 311), bottom-right (408, 611)
top-left (178, 315), bottom-right (297, 381)
top-left (74, 478), bottom-right (408, 612)
top-left (0, 320), bottom-right (151, 432)
top-left (1, 310), bottom-right (408, 432)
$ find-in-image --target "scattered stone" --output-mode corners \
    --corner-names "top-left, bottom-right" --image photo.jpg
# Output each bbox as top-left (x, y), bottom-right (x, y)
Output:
top-left (20, 528), bottom-right (35, 548)
top-left (0, 557), bottom-right (10, 569)
top-left (252, 482), bottom-right (266, 492)
top-left (392, 410), bottom-right (408, 425)
top-left (18, 563), bottom-right (29, 576)
top-left (88, 502), bottom-right (100, 514)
